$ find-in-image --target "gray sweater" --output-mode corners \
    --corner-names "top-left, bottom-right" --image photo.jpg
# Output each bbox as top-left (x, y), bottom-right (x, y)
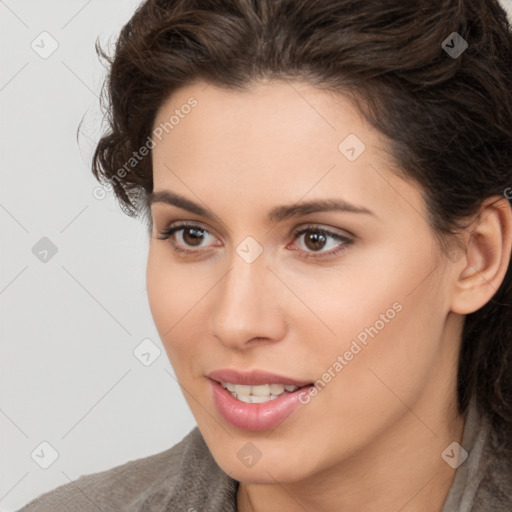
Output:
top-left (18, 399), bottom-right (512, 511)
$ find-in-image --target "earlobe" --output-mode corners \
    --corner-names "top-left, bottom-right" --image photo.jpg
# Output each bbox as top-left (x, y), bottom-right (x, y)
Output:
top-left (450, 196), bottom-right (512, 315)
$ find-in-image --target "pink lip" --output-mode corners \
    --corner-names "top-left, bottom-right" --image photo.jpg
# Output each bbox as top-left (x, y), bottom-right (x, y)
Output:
top-left (206, 368), bottom-right (312, 387)
top-left (208, 379), bottom-right (313, 431)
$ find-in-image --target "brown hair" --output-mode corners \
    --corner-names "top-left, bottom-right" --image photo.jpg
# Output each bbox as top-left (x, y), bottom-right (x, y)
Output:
top-left (90, 0), bottom-right (512, 448)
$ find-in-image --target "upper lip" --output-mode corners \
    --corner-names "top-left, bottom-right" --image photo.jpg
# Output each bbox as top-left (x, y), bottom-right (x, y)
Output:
top-left (207, 369), bottom-right (312, 387)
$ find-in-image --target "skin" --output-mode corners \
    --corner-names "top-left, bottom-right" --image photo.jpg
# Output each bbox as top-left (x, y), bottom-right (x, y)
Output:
top-left (145, 79), bottom-right (512, 512)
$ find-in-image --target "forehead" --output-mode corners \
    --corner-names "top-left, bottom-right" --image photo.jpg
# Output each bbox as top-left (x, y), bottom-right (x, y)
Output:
top-left (152, 80), bottom-right (369, 156)
top-left (150, 80), bottom-right (426, 224)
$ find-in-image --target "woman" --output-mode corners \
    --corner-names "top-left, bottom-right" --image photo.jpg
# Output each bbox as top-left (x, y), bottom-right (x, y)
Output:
top-left (20, 0), bottom-right (512, 510)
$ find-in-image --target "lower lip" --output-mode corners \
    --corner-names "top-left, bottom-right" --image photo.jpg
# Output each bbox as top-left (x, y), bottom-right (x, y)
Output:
top-left (209, 379), bottom-right (313, 431)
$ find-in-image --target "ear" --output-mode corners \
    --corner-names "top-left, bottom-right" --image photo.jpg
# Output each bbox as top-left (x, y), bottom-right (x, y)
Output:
top-left (450, 196), bottom-right (512, 315)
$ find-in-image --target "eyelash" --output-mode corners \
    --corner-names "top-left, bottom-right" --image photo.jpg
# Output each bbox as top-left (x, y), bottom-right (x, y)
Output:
top-left (156, 222), bottom-right (353, 259)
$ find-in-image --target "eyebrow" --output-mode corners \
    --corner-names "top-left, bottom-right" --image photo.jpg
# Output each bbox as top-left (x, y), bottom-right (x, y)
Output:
top-left (147, 190), bottom-right (375, 224)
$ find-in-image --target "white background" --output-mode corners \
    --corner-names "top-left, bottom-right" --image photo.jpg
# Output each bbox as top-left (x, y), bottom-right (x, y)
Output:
top-left (1, 0), bottom-right (511, 511)
top-left (0, 2), bottom-right (196, 510)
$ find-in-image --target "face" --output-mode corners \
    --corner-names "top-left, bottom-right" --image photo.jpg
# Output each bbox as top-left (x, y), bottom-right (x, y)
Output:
top-left (146, 80), bottom-right (460, 484)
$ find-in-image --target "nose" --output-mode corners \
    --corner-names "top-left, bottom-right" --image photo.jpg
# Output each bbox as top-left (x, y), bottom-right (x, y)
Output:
top-left (210, 249), bottom-right (287, 350)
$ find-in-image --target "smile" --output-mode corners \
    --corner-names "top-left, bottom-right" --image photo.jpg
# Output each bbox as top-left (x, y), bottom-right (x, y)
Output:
top-left (220, 382), bottom-right (303, 403)
top-left (210, 380), bottom-right (314, 430)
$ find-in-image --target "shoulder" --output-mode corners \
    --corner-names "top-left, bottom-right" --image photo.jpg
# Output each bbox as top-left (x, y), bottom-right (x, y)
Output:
top-left (472, 422), bottom-right (512, 511)
top-left (17, 428), bottom-right (198, 512)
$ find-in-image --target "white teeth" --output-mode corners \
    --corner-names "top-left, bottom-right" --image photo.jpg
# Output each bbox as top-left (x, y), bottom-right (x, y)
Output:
top-left (234, 394), bottom-right (278, 403)
top-left (250, 384), bottom-right (270, 396)
top-left (237, 394), bottom-right (253, 403)
top-left (220, 381), bottom-right (303, 403)
top-left (234, 384), bottom-right (252, 396)
top-left (269, 383), bottom-right (285, 394)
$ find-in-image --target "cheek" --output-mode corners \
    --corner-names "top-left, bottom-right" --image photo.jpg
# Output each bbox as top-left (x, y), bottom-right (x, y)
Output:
top-left (285, 239), bottom-right (447, 406)
top-left (147, 245), bottom-right (203, 325)
top-left (275, 241), bottom-right (425, 348)
top-left (145, 245), bottom-right (218, 369)
top-left (146, 248), bottom-right (191, 358)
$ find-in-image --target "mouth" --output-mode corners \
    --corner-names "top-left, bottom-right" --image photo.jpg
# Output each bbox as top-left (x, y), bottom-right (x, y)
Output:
top-left (218, 381), bottom-right (311, 403)
top-left (207, 371), bottom-right (316, 431)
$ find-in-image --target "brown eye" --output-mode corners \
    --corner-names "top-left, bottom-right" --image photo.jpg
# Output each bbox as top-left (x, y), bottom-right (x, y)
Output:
top-left (291, 226), bottom-right (353, 258)
top-left (303, 232), bottom-right (328, 251)
top-left (156, 223), bottom-right (218, 254)
top-left (182, 227), bottom-right (207, 246)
